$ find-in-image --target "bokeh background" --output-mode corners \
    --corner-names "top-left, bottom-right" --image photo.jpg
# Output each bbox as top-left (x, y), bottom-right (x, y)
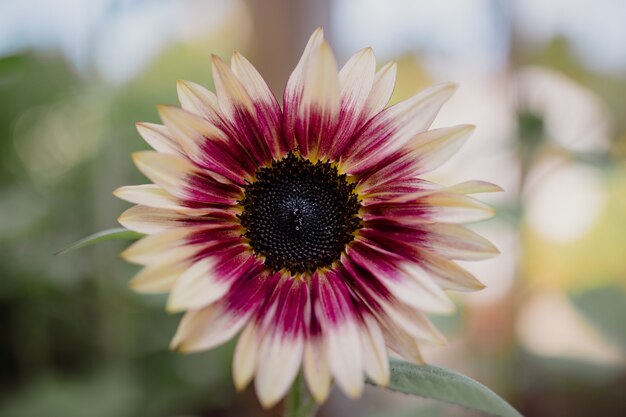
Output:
top-left (1, 0), bottom-right (625, 416)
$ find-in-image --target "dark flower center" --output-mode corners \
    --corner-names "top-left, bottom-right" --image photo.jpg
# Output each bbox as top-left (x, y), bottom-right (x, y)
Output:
top-left (239, 152), bottom-right (361, 275)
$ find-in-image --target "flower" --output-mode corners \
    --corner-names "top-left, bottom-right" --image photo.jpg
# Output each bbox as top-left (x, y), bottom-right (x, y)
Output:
top-left (114, 28), bottom-right (500, 408)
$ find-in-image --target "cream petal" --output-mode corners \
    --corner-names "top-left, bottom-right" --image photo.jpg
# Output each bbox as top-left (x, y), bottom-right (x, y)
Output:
top-left (417, 250), bottom-right (485, 291)
top-left (232, 322), bottom-right (259, 391)
top-left (121, 227), bottom-right (191, 265)
top-left (129, 247), bottom-right (197, 293)
top-left (421, 193), bottom-right (495, 223)
top-left (360, 314), bottom-right (390, 386)
top-left (170, 303), bottom-right (250, 352)
top-left (255, 332), bottom-right (305, 408)
top-left (303, 336), bottom-right (332, 403)
top-left (136, 122), bottom-right (180, 155)
top-left (364, 61), bottom-right (397, 118)
top-left (113, 184), bottom-right (181, 211)
top-left (324, 317), bottom-right (364, 398)
top-left (423, 223), bottom-right (500, 261)
top-left (166, 258), bottom-right (230, 313)
top-left (176, 79), bottom-right (222, 122)
top-left (118, 205), bottom-right (186, 234)
top-left (409, 124), bottom-right (474, 174)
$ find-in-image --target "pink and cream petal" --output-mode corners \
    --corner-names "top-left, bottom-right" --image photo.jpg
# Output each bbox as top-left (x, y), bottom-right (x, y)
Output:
top-left (342, 83), bottom-right (457, 174)
top-left (325, 48), bottom-right (375, 158)
top-left (283, 27), bottom-right (325, 150)
top-left (113, 184), bottom-right (183, 212)
top-left (314, 272), bottom-right (364, 399)
top-left (296, 41), bottom-right (341, 159)
top-left (231, 51), bottom-right (286, 158)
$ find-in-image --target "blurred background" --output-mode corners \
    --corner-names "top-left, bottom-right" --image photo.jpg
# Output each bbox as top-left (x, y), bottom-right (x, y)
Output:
top-left (0, 0), bottom-right (625, 416)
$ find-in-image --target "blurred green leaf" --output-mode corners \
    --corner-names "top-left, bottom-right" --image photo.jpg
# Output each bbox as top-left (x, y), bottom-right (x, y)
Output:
top-left (569, 284), bottom-right (626, 352)
top-left (372, 359), bottom-right (523, 417)
top-left (55, 228), bottom-right (143, 255)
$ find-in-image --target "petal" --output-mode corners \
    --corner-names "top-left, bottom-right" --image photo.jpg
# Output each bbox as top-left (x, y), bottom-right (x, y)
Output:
top-left (170, 302), bottom-right (251, 353)
top-left (422, 223), bottom-right (500, 261)
top-left (136, 122), bottom-right (180, 155)
top-left (416, 250), bottom-right (485, 292)
top-left (232, 322), bottom-right (259, 391)
top-left (129, 247), bottom-right (197, 293)
top-left (114, 184), bottom-right (182, 212)
top-left (166, 258), bottom-right (229, 312)
top-left (313, 271), bottom-right (364, 399)
top-left (325, 48), bottom-right (376, 158)
top-left (255, 278), bottom-right (309, 408)
top-left (364, 61), bottom-right (397, 119)
top-left (118, 205), bottom-right (186, 234)
top-left (212, 54), bottom-right (273, 164)
top-left (342, 83), bottom-right (457, 174)
top-left (176, 79), bottom-right (222, 122)
top-left (283, 27), bottom-right (325, 150)
top-left (132, 151), bottom-right (241, 205)
top-left (296, 41), bottom-right (340, 159)
top-left (231, 51), bottom-right (286, 158)
top-left (157, 105), bottom-right (253, 184)
top-left (121, 227), bottom-right (191, 265)
top-left (359, 313), bottom-right (390, 386)
top-left (360, 124), bottom-right (473, 188)
top-left (303, 335), bottom-right (332, 403)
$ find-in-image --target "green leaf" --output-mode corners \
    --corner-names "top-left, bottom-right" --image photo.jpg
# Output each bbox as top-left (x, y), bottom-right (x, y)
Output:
top-left (372, 359), bottom-right (523, 417)
top-left (55, 228), bottom-right (143, 255)
top-left (285, 373), bottom-right (319, 417)
top-left (569, 284), bottom-right (626, 352)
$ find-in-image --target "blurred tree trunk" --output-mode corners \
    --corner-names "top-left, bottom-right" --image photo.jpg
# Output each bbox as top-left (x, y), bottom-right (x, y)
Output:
top-left (246, 0), bottom-right (333, 100)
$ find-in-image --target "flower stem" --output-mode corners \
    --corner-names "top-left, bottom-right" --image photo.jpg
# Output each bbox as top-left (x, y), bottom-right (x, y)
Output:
top-left (284, 373), bottom-right (319, 417)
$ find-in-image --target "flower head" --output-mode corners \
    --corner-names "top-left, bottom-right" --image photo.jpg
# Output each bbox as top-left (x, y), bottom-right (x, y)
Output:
top-left (115, 28), bottom-right (500, 408)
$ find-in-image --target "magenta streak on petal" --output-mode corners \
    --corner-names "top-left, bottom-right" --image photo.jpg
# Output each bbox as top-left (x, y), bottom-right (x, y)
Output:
top-left (183, 173), bottom-right (242, 207)
top-left (294, 105), bottom-right (331, 158)
top-left (253, 100), bottom-right (289, 158)
top-left (357, 148), bottom-right (415, 187)
top-left (327, 106), bottom-right (372, 161)
top-left (268, 278), bottom-right (309, 336)
top-left (195, 135), bottom-right (257, 186)
top-left (228, 105), bottom-right (273, 165)
top-left (361, 203), bottom-right (431, 222)
top-left (312, 271), bottom-right (357, 325)
top-left (359, 223), bottom-right (425, 263)
top-left (282, 94), bottom-right (301, 152)
top-left (358, 178), bottom-right (434, 202)
top-left (225, 268), bottom-right (280, 316)
top-left (336, 258), bottom-right (389, 313)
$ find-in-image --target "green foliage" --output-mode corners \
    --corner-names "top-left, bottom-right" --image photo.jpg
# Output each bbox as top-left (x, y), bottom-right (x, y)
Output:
top-left (372, 359), bottom-right (523, 417)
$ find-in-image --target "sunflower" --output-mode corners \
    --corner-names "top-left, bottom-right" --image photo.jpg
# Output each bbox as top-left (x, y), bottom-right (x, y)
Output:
top-left (114, 28), bottom-right (499, 408)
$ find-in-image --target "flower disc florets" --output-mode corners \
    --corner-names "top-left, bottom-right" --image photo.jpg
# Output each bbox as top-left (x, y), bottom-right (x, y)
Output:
top-left (239, 152), bottom-right (361, 275)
